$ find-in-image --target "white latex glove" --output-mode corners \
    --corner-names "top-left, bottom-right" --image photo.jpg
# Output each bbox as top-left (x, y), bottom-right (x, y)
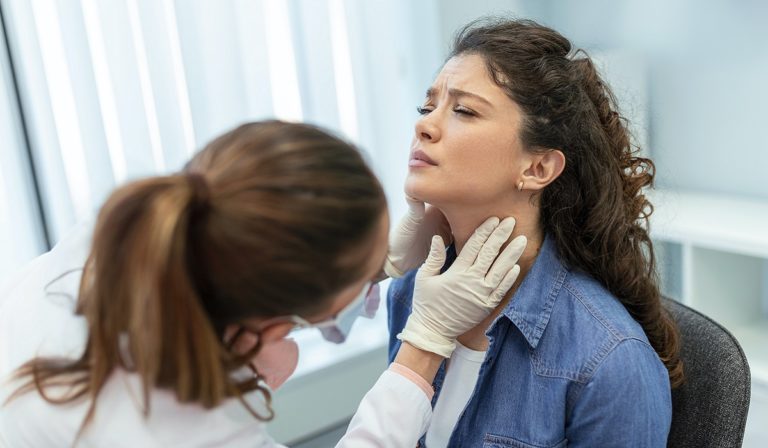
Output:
top-left (398, 217), bottom-right (527, 358)
top-left (383, 197), bottom-right (452, 278)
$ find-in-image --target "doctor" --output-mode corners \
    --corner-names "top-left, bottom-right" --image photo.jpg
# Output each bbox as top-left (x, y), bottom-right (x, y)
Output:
top-left (0, 120), bottom-right (526, 447)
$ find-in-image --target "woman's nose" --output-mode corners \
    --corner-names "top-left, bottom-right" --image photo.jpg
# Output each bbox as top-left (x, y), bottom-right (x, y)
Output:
top-left (415, 114), bottom-right (441, 143)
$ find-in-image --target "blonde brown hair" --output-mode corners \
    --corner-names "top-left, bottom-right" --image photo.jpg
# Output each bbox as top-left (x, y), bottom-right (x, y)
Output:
top-left (8, 120), bottom-right (387, 433)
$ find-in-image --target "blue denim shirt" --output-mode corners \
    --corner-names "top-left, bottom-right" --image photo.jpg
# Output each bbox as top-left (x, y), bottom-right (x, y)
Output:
top-left (387, 235), bottom-right (672, 447)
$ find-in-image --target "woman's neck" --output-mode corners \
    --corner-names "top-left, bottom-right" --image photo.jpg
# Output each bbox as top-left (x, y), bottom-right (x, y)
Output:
top-left (440, 199), bottom-right (544, 351)
top-left (441, 199), bottom-right (543, 277)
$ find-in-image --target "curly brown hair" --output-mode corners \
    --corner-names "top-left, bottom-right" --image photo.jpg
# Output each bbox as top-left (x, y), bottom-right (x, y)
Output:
top-left (451, 18), bottom-right (683, 387)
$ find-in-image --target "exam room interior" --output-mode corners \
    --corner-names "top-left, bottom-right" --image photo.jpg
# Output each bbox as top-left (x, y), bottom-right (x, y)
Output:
top-left (0, 0), bottom-right (765, 446)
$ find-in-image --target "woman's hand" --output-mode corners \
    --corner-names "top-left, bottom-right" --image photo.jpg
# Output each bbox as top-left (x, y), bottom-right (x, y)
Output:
top-left (397, 217), bottom-right (526, 358)
top-left (383, 197), bottom-right (452, 279)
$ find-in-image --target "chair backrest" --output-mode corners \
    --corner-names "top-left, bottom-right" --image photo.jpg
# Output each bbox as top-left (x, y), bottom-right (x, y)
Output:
top-left (663, 298), bottom-right (751, 448)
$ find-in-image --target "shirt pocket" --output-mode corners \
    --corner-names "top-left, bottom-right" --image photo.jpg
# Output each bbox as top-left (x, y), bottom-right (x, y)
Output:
top-left (482, 433), bottom-right (567, 448)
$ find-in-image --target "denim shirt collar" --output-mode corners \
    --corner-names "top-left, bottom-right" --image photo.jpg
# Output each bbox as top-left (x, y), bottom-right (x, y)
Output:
top-left (497, 234), bottom-right (568, 348)
top-left (444, 234), bottom-right (568, 348)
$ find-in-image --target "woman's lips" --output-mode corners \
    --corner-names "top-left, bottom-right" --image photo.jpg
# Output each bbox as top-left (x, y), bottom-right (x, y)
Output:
top-left (409, 159), bottom-right (434, 167)
top-left (409, 149), bottom-right (437, 167)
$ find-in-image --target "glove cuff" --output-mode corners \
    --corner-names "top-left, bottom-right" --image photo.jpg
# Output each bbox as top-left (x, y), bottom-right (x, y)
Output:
top-left (383, 258), bottom-right (406, 279)
top-left (397, 327), bottom-right (455, 359)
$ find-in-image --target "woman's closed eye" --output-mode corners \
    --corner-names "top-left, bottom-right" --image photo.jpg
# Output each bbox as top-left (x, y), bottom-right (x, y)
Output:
top-left (416, 105), bottom-right (433, 115)
top-left (453, 105), bottom-right (477, 117)
top-left (416, 105), bottom-right (477, 117)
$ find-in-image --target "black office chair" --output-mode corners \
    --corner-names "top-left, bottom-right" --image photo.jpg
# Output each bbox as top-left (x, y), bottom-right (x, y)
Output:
top-left (663, 298), bottom-right (751, 447)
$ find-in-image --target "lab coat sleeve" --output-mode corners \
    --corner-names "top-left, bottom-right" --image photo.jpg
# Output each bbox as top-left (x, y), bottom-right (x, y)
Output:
top-left (336, 369), bottom-right (432, 447)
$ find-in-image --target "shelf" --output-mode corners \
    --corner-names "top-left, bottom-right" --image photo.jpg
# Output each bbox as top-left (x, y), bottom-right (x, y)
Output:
top-left (267, 342), bottom-right (388, 444)
top-left (288, 311), bottom-right (389, 381)
top-left (649, 189), bottom-right (768, 384)
top-left (731, 323), bottom-right (768, 386)
top-left (648, 189), bottom-right (768, 259)
top-left (265, 283), bottom-right (391, 445)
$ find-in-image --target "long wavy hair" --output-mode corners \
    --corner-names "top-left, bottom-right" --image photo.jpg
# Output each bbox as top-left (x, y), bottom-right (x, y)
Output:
top-left (7, 121), bottom-right (387, 435)
top-left (451, 18), bottom-right (683, 387)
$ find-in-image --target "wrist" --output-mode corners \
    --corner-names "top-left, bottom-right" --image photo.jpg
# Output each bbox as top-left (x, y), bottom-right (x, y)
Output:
top-left (383, 258), bottom-right (405, 279)
top-left (393, 341), bottom-right (445, 385)
top-left (399, 315), bottom-right (456, 358)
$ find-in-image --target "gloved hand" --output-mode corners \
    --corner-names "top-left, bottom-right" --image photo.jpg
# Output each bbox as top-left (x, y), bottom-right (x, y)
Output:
top-left (383, 197), bottom-right (452, 278)
top-left (398, 217), bottom-right (526, 358)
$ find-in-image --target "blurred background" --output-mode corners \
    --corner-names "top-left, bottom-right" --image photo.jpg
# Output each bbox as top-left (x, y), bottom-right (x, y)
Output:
top-left (0, 0), bottom-right (765, 446)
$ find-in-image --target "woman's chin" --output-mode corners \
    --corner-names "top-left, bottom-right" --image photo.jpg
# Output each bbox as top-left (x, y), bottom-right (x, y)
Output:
top-left (404, 179), bottom-right (430, 203)
top-left (405, 176), bottom-right (458, 207)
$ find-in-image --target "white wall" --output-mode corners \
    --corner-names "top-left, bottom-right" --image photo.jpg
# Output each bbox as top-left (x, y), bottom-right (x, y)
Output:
top-left (344, 0), bottom-right (444, 219)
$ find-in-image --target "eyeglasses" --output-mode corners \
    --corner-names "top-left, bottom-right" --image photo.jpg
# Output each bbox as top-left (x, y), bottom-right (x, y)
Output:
top-left (226, 281), bottom-right (377, 348)
top-left (290, 282), bottom-right (374, 330)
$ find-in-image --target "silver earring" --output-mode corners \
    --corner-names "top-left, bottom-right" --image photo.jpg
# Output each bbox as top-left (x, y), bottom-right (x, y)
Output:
top-left (517, 181), bottom-right (524, 191)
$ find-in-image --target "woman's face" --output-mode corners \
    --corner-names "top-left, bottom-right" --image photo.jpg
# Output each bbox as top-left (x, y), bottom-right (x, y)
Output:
top-left (405, 53), bottom-right (527, 208)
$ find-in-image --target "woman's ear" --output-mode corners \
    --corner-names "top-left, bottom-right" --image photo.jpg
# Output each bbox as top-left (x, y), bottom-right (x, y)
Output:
top-left (519, 149), bottom-right (565, 191)
top-left (225, 321), bottom-right (294, 355)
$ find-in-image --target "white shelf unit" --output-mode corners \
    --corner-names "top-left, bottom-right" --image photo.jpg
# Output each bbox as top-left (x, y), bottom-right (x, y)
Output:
top-left (649, 189), bottom-right (768, 384)
top-left (265, 281), bottom-right (391, 445)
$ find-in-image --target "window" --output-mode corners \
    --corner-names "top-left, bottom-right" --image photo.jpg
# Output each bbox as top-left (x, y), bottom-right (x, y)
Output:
top-left (0, 9), bottom-right (46, 288)
top-left (1, 0), bottom-right (431, 245)
top-left (0, 2), bottom-right (442, 406)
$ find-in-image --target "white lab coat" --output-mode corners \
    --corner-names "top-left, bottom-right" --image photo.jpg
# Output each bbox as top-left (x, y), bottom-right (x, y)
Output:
top-left (0, 222), bottom-right (431, 447)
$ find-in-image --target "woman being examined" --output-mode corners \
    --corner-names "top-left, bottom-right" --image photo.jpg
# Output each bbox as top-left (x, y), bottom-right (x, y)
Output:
top-left (386, 19), bottom-right (682, 447)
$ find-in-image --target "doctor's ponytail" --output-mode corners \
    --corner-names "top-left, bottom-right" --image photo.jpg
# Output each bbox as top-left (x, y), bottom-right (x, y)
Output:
top-left (83, 173), bottom-right (270, 426)
top-left (10, 121), bottom-right (387, 433)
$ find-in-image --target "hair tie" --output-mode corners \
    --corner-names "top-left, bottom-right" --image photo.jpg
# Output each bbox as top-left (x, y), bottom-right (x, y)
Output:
top-left (186, 172), bottom-right (210, 212)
